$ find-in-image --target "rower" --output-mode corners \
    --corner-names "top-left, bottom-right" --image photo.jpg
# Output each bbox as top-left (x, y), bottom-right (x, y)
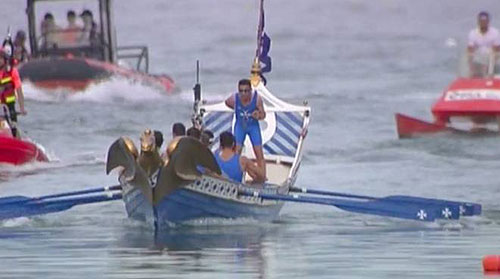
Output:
top-left (215, 131), bottom-right (265, 183)
top-left (0, 47), bottom-right (26, 138)
top-left (187, 126), bottom-right (201, 139)
top-left (467, 11), bottom-right (500, 77)
top-left (172, 122), bottom-right (186, 138)
top-left (224, 78), bottom-right (267, 180)
top-left (200, 129), bottom-right (214, 148)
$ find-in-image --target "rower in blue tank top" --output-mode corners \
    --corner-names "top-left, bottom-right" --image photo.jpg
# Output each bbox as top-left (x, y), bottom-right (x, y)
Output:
top-left (225, 79), bottom-right (267, 181)
top-left (214, 131), bottom-right (265, 183)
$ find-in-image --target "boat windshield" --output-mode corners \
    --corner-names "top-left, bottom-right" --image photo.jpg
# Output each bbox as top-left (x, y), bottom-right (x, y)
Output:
top-left (458, 49), bottom-right (500, 78)
top-left (28, 0), bottom-right (111, 61)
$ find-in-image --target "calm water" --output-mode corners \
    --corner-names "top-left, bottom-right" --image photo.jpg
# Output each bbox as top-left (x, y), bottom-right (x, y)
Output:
top-left (1, 0), bottom-right (500, 278)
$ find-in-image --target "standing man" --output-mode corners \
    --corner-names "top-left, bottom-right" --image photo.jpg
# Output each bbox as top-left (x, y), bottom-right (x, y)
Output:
top-left (224, 79), bottom-right (266, 180)
top-left (79, 10), bottom-right (98, 45)
top-left (63, 10), bottom-right (82, 45)
top-left (468, 11), bottom-right (500, 77)
top-left (0, 48), bottom-right (26, 137)
top-left (13, 30), bottom-right (29, 64)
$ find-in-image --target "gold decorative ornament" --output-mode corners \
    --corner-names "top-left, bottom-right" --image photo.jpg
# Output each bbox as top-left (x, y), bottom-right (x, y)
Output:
top-left (122, 137), bottom-right (138, 159)
top-left (250, 57), bottom-right (261, 87)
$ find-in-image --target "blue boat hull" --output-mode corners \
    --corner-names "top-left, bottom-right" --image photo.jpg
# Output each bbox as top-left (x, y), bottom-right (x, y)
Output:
top-left (121, 176), bottom-right (285, 229)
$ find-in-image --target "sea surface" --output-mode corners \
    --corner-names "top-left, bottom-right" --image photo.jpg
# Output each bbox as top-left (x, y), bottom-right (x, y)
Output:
top-left (1, 0), bottom-right (500, 278)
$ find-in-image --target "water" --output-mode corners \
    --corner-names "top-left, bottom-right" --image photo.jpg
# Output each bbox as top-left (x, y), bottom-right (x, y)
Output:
top-left (1, 0), bottom-right (500, 278)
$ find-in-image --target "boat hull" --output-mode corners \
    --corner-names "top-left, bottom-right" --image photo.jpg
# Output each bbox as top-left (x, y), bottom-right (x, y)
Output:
top-left (431, 78), bottom-right (500, 122)
top-left (397, 77), bottom-right (500, 138)
top-left (19, 57), bottom-right (175, 94)
top-left (395, 113), bottom-right (448, 138)
top-left (0, 134), bottom-right (48, 165)
top-left (121, 176), bottom-right (285, 230)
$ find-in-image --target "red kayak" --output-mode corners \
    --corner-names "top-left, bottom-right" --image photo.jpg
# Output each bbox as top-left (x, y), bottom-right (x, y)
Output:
top-left (396, 53), bottom-right (500, 138)
top-left (0, 133), bottom-right (48, 165)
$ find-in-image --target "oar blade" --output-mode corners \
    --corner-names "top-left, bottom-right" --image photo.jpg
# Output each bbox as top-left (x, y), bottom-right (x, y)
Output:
top-left (385, 195), bottom-right (482, 217)
top-left (289, 187), bottom-right (481, 220)
top-left (316, 196), bottom-right (441, 222)
top-left (0, 193), bottom-right (122, 221)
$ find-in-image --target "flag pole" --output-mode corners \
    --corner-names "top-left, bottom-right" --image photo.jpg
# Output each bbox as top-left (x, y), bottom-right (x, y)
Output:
top-left (251, 0), bottom-right (264, 87)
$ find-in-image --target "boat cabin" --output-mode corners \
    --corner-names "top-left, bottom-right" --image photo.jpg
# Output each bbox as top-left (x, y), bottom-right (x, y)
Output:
top-left (26, 0), bottom-right (149, 73)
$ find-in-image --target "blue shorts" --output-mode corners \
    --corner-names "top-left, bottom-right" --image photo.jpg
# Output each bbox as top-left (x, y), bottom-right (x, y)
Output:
top-left (234, 122), bottom-right (262, 147)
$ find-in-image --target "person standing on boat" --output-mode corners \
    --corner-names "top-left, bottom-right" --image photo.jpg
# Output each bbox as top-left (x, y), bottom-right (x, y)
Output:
top-left (0, 48), bottom-right (26, 137)
top-left (215, 131), bottom-right (265, 183)
top-left (225, 79), bottom-right (267, 180)
top-left (79, 10), bottom-right (98, 46)
top-left (467, 11), bottom-right (500, 77)
top-left (62, 10), bottom-right (82, 45)
top-left (40, 13), bottom-right (61, 50)
top-left (13, 30), bottom-right (29, 64)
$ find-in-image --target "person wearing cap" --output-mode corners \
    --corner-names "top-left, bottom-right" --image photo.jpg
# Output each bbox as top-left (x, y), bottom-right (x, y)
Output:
top-left (13, 30), bottom-right (29, 64)
top-left (467, 11), bottom-right (500, 77)
top-left (224, 78), bottom-right (266, 181)
top-left (79, 9), bottom-right (98, 45)
top-left (0, 47), bottom-right (26, 137)
top-left (62, 10), bottom-right (82, 45)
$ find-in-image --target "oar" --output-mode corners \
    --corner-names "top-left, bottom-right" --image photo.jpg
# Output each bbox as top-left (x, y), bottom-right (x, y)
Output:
top-left (0, 186), bottom-right (123, 220)
top-left (0, 185), bottom-right (122, 206)
top-left (241, 190), bottom-right (459, 222)
top-left (290, 187), bottom-right (481, 218)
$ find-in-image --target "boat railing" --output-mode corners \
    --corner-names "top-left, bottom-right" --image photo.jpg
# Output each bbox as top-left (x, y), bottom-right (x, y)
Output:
top-left (458, 49), bottom-right (500, 78)
top-left (116, 46), bottom-right (149, 73)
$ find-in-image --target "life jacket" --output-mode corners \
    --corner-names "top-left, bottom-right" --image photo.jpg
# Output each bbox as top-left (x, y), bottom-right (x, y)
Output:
top-left (215, 152), bottom-right (243, 182)
top-left (0, 70), bottom-right (16, 104)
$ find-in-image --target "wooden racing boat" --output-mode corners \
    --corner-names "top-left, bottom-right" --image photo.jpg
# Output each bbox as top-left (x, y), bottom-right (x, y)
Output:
top-left (106, 77), bottom-right (311, 229)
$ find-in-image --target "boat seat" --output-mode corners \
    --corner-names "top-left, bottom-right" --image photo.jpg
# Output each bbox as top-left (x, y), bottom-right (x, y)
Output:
top-left (245, 160), bottom-right (291, 186)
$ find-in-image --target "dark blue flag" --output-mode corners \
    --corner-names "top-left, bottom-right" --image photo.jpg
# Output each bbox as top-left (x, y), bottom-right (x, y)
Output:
top-left (259, 33), bottom-right (272, 74)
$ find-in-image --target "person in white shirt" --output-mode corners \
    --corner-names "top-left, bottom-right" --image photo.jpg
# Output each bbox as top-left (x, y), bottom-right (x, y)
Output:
top-left (467, 11), bottom-right (500, 77)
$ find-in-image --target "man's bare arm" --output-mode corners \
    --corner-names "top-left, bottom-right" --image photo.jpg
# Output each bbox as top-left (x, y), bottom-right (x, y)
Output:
top-left (225, 94), bottom-right (235, 109)
top-left (252, 96), bottom-right (266, 120)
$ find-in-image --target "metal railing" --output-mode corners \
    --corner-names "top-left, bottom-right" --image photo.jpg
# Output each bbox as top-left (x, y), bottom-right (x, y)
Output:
top-left (116, 45), bottom-right (149, 73)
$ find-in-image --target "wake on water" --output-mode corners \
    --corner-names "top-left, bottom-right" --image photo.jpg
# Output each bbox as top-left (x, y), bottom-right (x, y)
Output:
top-left (23, 76), bottom-right (231, 104)
top-left (23, 77), bottom-right (169, 104)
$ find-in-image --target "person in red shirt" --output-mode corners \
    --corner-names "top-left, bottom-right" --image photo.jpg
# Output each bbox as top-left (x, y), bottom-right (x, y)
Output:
top-left (0, 48), bottom-right (26, 137)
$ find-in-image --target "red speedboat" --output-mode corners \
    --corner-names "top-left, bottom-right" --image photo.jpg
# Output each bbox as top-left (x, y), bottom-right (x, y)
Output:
top-left (0, 128), bottom-right (48, 165)
top-left (396, 52), bottom-right (500, 138)
top-left (18, 0), bottom-right (175, 94)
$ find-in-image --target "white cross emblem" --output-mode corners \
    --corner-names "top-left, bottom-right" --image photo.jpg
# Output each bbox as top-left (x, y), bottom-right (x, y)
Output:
top-left (459, 205), bottom-right (466, 215)
top-left (417, 209), bottom-right (427, 220)
top-left (442, 208), bottom-right (452, 219)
